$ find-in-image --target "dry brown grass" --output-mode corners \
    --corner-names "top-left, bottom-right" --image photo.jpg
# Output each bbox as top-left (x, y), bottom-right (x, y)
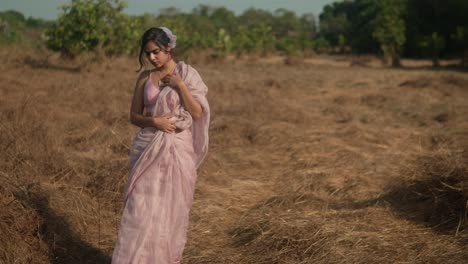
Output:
top-left (1, 47), bottom-right (467, 263)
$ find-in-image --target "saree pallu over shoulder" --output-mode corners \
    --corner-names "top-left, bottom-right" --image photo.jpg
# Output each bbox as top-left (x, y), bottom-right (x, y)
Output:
top-left (177, 62), bottom-right (210, 169)
top-left (112, 62), bottom-right (210, 264)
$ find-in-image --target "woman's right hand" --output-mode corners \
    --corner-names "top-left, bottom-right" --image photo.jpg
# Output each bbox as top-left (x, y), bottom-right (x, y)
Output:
top-left (153, 113), bottom-right (176, 133)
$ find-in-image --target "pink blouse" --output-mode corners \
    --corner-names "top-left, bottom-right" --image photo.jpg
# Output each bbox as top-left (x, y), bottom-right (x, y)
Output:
top-left (143, 72), bottom-right (161, 113)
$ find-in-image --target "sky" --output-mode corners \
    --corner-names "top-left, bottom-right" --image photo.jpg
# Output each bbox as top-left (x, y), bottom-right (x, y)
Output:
top-left (0, 0), bottom-right (337, 20)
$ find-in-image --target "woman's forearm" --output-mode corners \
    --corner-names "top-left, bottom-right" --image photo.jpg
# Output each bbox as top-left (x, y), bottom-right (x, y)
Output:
top-left (130, 112), bottom-right (156, 128)
top-left (177, 82), bottom-right (203, 120)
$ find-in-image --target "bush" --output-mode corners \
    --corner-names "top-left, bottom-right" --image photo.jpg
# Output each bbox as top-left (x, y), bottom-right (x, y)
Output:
top-left (0, 10), bottom-right (26, 27)
top-left (314, 36), bottom-right (331, 53)
top-left (276, 36), bottom-right (303, 57)
top-left (232, 24), bottom-right (275, 55)
top-left (45, 0), bottom-right (141, 58)
top-left (0, 19), bottom-right (23, 44)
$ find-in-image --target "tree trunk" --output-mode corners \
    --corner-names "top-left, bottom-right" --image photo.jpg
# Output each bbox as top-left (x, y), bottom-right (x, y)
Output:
top-left (432, 56), bottom-right (440, 67)
top-left (463, 50), bottom-right (468, 68)
top-left (391, 51), bottom-right (401, 67)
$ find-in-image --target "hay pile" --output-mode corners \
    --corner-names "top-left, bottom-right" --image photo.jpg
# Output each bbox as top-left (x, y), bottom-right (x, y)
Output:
top-left (388, 135), bottom-right (468, 235)
top-left (230, 193), bottom-right (335, 263)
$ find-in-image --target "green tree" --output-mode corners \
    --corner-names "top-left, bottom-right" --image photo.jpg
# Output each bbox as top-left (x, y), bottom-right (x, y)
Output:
top-left (232, 24), bottom-right (275, 55)
top-left (45, 0), bottom-right (140, 57)
top-left (239, 8), bottom-right (274, 29)
top-left (0, 10), bottom-right (26, 44)
top-left (319, 2), bottom-right (353, 47)
top-left (372, 0), bottom-right (407, 67)
top-left (405, 0), bottom-right (468, 64)
top-left (314, 36), bottom-right (331, 53)
top-left (0, 10), bottom-right (26, 27)
top-left (214, 28), bottom-right (232, 57)
top-left (348, 0), bottom-right (380, 53)
top-left (209, 7), bottom-right (238, 33)
top-left (418, 32), bottom-right (445, 67)
top-left (300, 13), bottom-right (317, 37)
top-left (320, 13), bottom-right (349, 46)
top-left (451, 26), bottom-right (468, 66)
top-left (273, 8), bottom-right (301, 37)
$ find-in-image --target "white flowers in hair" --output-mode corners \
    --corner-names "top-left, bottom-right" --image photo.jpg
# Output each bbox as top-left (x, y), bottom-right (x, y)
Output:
top-left (159, 27), bottom-right (177, 48)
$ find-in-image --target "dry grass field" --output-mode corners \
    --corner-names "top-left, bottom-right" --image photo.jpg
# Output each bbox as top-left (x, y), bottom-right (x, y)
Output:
top-left (0, 47), bottom-right (467, 264)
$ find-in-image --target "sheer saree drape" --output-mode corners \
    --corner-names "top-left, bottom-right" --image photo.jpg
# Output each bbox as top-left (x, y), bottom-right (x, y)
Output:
top-left (112, 62), bottom-right (210, 264)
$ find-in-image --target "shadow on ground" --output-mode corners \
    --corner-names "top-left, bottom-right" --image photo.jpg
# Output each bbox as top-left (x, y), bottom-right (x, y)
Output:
top-left (14, 184), bottom-right (111, 264)
top-left (330, 173), bottom-right (467, 238)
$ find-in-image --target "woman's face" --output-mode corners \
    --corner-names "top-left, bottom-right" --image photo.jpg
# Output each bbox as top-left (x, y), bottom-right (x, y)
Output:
top-left (143, 40), bottom-right (171, 68)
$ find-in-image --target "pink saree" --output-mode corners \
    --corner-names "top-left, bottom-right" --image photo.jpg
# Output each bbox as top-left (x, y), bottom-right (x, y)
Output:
top-left (112, 62), bottom-right (210, 264)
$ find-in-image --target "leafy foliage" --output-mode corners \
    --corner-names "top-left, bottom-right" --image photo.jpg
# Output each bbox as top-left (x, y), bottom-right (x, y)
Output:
top-left (45, 0), bottom-right (140, 57)
top-left (372, 0), bottom-right (407, 66)
top-left (3, 0), bottom-right (467, 65)
top-left (0, 10), bottom-right (51, 45)
top-left (320, 0), bottom-right (468, 65)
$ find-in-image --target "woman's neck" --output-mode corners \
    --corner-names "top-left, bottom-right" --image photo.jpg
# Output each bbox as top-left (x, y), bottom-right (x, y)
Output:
top-left (159, 59), bottom-right (176, 74)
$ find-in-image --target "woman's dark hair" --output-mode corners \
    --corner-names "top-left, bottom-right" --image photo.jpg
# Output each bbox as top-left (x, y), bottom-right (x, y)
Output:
top-left (137, 27), bottom-right (171, 71)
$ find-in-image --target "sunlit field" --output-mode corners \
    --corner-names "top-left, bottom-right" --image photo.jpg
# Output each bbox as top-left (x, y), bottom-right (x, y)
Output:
top-left (1, 48), bottom-right (467, 263)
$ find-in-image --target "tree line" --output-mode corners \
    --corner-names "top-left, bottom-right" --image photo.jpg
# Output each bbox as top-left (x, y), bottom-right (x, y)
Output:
top-left (42, 0), bottom-right (319, 59)
top-left (1, 0), bottom-right (467, 66)
top-left (0, 9), bottom-right (52, 46)
top-left (320, 0), bottom-right (468, 66)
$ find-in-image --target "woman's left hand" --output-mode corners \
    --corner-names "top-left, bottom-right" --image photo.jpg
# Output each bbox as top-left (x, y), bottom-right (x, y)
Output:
top-left (161, 73), bottom-right (183, 89)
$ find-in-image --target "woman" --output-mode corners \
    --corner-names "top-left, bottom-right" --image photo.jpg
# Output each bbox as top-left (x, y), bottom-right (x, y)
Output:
top-left (112, 27), bottom-right (210, 264)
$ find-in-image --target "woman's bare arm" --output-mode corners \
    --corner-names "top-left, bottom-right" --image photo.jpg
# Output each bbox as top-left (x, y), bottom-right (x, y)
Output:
top-left (129, 71), bottom-right (176, 132)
